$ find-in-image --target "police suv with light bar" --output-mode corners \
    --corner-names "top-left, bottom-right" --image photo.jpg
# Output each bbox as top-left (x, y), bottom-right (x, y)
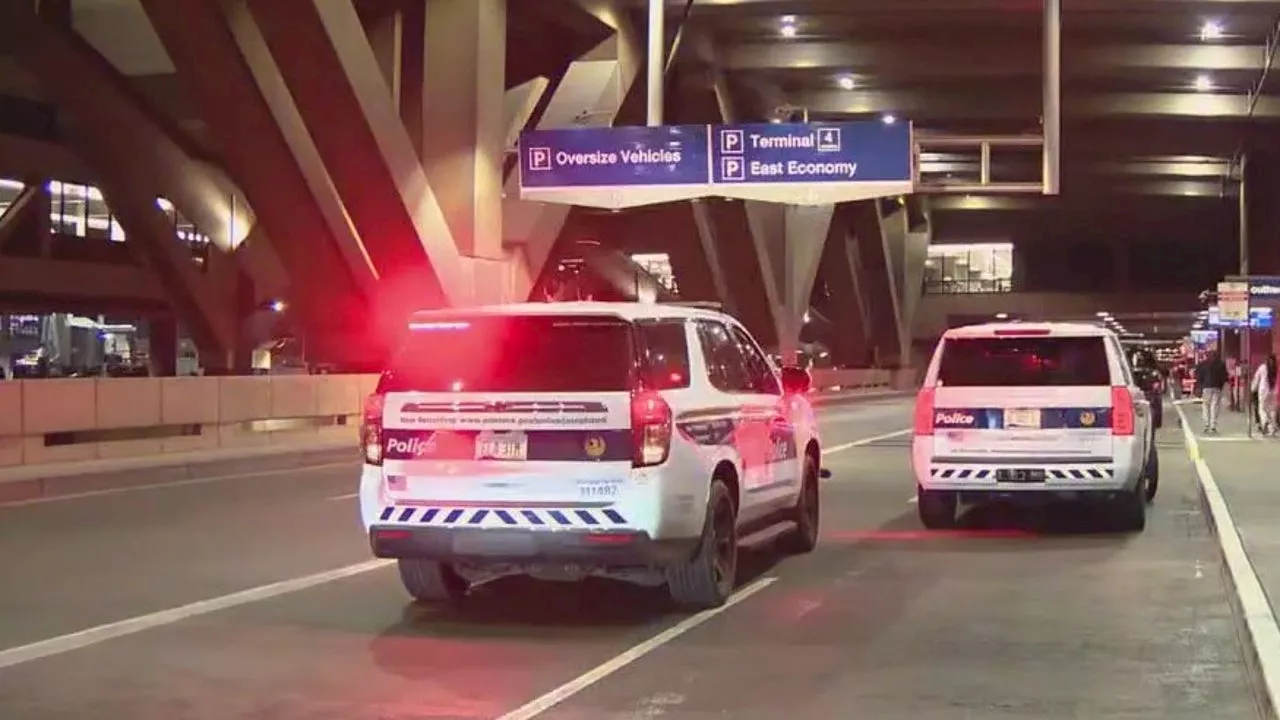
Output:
top-left (358, 302), bottom-right (825, 609)
top-left (911, 322), bottom-right (1158, 531)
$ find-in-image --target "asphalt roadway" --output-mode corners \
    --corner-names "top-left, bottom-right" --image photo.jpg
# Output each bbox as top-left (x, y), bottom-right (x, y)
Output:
top-left (0, 398), bottom-right (1262, 719)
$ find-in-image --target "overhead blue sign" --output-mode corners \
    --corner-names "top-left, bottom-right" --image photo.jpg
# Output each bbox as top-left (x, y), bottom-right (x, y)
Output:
top-left (710, 122), bottom-right (912, 185)
top-left (519, 125), bottom-right (709, 189)
top-left (517, 120), bottom-right (914, 208)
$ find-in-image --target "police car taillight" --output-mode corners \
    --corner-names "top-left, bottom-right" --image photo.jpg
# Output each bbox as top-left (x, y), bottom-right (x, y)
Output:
top-left (1110, 386), bottom-right (1135, 436)
top-left (631, 390), bottom-right (672, 467)
top-left (361, 393), bottom-right (385, 465)
top-left (914, 387), bottom-right (937, 436)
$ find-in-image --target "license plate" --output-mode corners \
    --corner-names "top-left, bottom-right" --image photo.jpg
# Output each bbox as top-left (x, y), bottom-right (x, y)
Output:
top-left (475, 431), bottom-right (528, 461)
top-left (1004, 408), bottom-right (1041, 429)
top-left (997, 468), bottom-right (1045, 483)
top-left (453, 531), bottom-right (537, 556)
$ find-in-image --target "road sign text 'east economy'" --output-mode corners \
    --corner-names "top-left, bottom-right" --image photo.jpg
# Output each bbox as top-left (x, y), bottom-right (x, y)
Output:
top-left (712, 122), bottom-right (910, 184)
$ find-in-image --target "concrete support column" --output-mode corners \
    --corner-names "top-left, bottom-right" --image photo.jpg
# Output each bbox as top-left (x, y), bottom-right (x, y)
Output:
top-left (744, 202), bottom-right (833, 365)
top-left (503, 10), bottom-right (641, 300)
top-left (845, 200), bottom-right (902, 367)
top-left (148, 317), bottom-right (178, 377)
top-left (689, 199), bottom-right (737, 316)
top-left (817, 223), bottom-right (871, 367)
top-left (418, 0), bottom-right (505, 261)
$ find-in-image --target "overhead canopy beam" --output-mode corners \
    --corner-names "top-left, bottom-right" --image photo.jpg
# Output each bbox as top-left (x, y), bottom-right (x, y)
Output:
top-left (718, 41), bottom-right (1274, 74)
top-left (929, 181), bottom-right (1228, 210)
top-left (630, 0), bottom-right (1280, 7)
top-left (783, 89), bottom-right (1280, 118)
top-left (919, 158), bottom-right (1231, 177)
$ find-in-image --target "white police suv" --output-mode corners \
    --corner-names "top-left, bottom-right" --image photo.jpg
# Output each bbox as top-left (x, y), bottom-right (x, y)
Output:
top-left (911, 322), bottom-right (1158, 532)
top-left (358, 302), bottom-right (824, 609)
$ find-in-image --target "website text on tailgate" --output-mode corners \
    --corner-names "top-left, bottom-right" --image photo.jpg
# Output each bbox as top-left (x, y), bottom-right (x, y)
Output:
top-left (396, 414), bottom-right (611, 427)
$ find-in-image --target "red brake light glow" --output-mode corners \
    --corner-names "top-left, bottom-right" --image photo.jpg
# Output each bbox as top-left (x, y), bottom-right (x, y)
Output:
top-left (914, 386), bottom-right (937, 436)
top-left (631, 390), bottom-right (673, 467)
top-left (361, 393), bottom-right (385, 465)
top-left (1110, 386), bottom-right (1135, 436)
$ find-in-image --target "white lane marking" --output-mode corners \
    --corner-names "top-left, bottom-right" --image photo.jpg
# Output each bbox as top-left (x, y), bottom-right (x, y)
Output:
top-left (0, 461), bottom-right (355, 509)
top-left (327, 492), bottom-right (359, 501)
top-left (0, 559), bottom-right (393, 670)
top-left (1174, 402), bottom-right (1280, 717)
top-left (822, 428), bottom-right (911, 456)
top-left (496, 576), bottom-right (777, 720)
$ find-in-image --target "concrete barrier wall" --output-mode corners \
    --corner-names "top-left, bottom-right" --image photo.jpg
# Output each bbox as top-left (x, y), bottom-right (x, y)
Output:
top-left (0, 374), bottom-right (379, 467)
top-left (0, 369), bottom-right (901, 469)
top-left (810, 368), bottom-right (894, 391)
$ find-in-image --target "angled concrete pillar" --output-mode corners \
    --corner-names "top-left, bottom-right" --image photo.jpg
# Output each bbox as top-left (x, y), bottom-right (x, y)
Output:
top-left (246, 0), bottom-right (464, 316)
top-left (744, 202), bottom-right (833, 364)
top-left (9, 4), bottom-right (286, 301)
top-left (142, 0), bottom-right (375, 344)
top-left (0, 183), bottom-right (48, 254)
top-left (690, 200), bottom-right (737, 315)
top-left (417, 0), bottom-right (505, 263)
top-left (880, 196), bottom-right (930, 365)
top-left (5, 6), bottom-right (238, 365)
top-left (844, 200), bottom-right (901, 367)
top-left (504, 5), bottom-right (641, 299)
top-left (817, 220), bottom-right (872, 367)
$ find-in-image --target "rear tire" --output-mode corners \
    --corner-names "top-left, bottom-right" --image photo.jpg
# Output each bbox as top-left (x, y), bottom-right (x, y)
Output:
top-left (1114, 484), bottom-right (1147, 532)
top-left (1143, 445), bottom-right (1160, 503)
top-left (917, 486), bottom-right (959, 530)
top-left (667, 479), bottom-right (737, 610)
top-left (778, 456), bottom-right (820, 554)
top-left (397, 559), bottom-right (469, 605)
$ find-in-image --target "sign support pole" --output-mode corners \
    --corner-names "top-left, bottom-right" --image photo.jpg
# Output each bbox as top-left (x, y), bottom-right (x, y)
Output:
top-left (646, 0), bottom-right (664, 126)
top-left (1240, 155), bottom-right (1252, 436)
top-left (1042, 0), bottom-right (1061, 195)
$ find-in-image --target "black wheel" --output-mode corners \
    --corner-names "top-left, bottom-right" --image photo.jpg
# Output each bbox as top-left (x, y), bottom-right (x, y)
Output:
top-left (397, 559), bottom-right (469, 605)
top-left (1143, 445), bottom-right (1160, 503)
top-left (1113, 483), bottom-right (1147, 532)
top-left (667, 478), bottom-right (737, 609)
top-left (917, 486), bottom-right (958, 530)
top-left (778, 456), bottom-right (820, 554)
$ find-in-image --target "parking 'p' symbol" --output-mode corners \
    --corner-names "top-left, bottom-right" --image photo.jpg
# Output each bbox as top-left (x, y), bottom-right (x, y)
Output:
top-left (529, 147), bottom-right (552, 171)
top-left (722, 156), bottom-right (745, 181)
top-left (720, 129), bottom-right (744, 155)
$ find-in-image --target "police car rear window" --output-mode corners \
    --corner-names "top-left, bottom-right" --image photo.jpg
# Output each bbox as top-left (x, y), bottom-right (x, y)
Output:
top-left (378, 315), bottom-right (634, 393)
top-left (937, 336), bottom-right (1111, 387)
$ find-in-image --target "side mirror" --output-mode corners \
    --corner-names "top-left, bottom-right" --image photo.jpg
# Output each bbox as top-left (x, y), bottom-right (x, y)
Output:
top-left (780, 365), bottom-right (812, 395)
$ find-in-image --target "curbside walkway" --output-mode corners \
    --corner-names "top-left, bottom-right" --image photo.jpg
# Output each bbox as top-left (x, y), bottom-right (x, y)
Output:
top-left (1174, 400), bottom-right (1280, 719)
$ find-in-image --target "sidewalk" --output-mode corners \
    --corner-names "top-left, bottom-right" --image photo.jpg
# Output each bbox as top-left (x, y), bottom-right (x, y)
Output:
top-left (1173, 400), bottom-right (1280, 715)
top-left (0, 387), bottom-right (905, 505)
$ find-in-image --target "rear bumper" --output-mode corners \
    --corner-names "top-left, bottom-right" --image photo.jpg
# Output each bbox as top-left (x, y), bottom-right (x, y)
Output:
top-left (951, 489), bottom-right (1133, 505)
top-left (369, 525), bottom-right (699, 568)
top-left (915, 463), bottom-right (1135, 493)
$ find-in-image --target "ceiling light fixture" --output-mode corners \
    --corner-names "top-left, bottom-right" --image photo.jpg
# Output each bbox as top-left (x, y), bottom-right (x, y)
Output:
top-left (1193, 74), bottom-right (1214, 92)
top-left (1199, 20), bottom-right (1224, 41)
top-left (837, 75), bottom-right (855, 90)
top-left (881, 113), bottom-right (897, 125)
top-left (779, 23), bottom-right (797, 38)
